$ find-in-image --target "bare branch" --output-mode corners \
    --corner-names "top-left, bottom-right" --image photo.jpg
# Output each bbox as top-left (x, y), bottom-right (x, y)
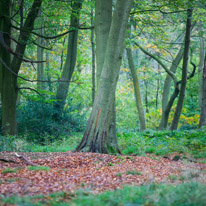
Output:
top-left (11, 24), bottom-right (94, 40)
top-left (0, 31), bottom-right (46, 63)
top-left (18, 87), bottom-right (43, 97)
top-left (134, 42), bottom-right (177, 83)
top-left (0, 57), bottom-right (81, 84)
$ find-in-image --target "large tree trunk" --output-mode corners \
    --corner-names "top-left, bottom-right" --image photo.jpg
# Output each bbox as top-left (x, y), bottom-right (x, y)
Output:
top-left (1, 0), bottom-right (42, 135)
top-left (0, 0), bottom-right (17, 135)
top-left (76, 0), bottom-right (133, 153)
top-left (95, 0), bottom-right (120, 152)
top-left (126, 48), bottom-right (146, 131)
top-left (95, 0), bottom-right (112, 84)
top-left (199, 54), bottom-right (206, 127)
top-left (170, 7), bottom-right (193, 130)
top-left (55, 0), bottom-right (82, 113)
top-left (37, 9), bottom-right (45, 91)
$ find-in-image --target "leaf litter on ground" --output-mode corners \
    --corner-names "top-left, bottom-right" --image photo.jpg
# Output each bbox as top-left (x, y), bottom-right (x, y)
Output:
top-left (0, 151), bottom-right (205, 197)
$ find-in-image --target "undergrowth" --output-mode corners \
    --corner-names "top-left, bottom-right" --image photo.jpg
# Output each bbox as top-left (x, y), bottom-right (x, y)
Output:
top-left (1, 182), bottom-right (206, 206)
top-left (0, 128), bottom-right (205, 161)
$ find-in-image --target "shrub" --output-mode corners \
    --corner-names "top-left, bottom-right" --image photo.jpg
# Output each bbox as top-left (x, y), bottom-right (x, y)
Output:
top-left (17, 99), bottom-right (86, 144)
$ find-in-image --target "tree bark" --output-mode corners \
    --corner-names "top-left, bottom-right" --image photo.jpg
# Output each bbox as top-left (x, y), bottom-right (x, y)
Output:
top-left (198, 36), bottom-right (205, 109)
top-left (95, 0), bottom-right (120, 152)
top-left (126, 48), bottom-right (146, 131)
top-left (158, 46), bottom-right (184, 130)
top-left (55, 0), bottom-right (82, 113)
top-left (95, 0), bottom-right (112, 84)
top-left (37, 9), bottom-right (45, 91)
top-left (0, 0), bottom-right (17, 135)
top-left (199, 54), bottom-right (206, 127)
top-left (1, 0), bottom-right (42, 135)
top-left (76, 0), bottom-right (133, 153)
top-left (170, 7), bottom-right (193, 130)
top-left (91, 5), bottom-right (95, 104)
top-left (156, 61), bottom-right (160, 111)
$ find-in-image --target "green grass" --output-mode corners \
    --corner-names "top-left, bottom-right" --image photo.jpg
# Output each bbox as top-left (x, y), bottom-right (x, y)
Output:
top-left (1, 129), bottom-right (205, 161)
top-left (126, 170), bottom-right (142, 175)
top-left (27, 166), bottom-right (50, 171)
top-left (2, 168), bottom-right (19, 174)
top-left (1, 182), bottom-right (206, 206)
top-left (118, 128), bottom-right (206, 159)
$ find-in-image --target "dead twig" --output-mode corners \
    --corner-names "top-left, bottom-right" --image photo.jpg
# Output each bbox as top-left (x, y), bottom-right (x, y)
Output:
top-left (15, 153), bottom-right (39, 166)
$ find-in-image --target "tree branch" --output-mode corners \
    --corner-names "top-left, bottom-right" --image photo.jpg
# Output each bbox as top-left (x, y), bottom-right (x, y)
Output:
top-left (11, 24), bottom-right (94, 40)
top-left (0, 31), bottom-right (46, 63)
top-left (18, 87), bottom-right (43, 97)
top-left (134, 42), bottom-right (177, 83)
top-left (0, 57), bottom-right (81, 84)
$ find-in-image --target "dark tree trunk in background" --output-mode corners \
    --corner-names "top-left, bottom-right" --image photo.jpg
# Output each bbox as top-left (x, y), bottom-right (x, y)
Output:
top-left (0, 0), bottom-right (42, 135)
top-left (170, 7), bottom-right (193, 130)
top-left (55, 0), bottom-right (82, 114)
top-left (37, 9), bottom-right (45, 91)
top-left (126, 48), bottom-right (146, 131)
top-left (0, 0), bottom-right (17, 135)
top-left (76, 0), bottom-right (133, 153)
top-left (158, 46), bottom-right (183, 130)
top-left (199, 54), bottom-right (206, 127)
top-left (198, 36), bottom-right (205, 109)
top-left (91, 5), bottom-right (95, 105)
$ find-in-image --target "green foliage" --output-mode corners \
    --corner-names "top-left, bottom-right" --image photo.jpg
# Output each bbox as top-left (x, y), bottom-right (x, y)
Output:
top-left (1, 182), bottom-right (206, 206)
top-left (118, 128), bottom-right (206, 158)
top-left (17, 99), bottom-right (86, 144)
top-left (0, 135), bottom-right (17, 152)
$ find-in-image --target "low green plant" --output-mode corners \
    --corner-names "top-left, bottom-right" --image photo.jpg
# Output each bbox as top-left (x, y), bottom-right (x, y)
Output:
top-left (116, 156), bottom-right (125, 160)
top-left (17, 99), bottom-right (86, 144)
top-left (126, 156), bottom-right (135, 162)
top-left (118, 128), bottom-right (206, 159)
top-left (27, 166), bottom-right (50, 171)
top-left (115, 173), bottom-right (122, 177)
top-left (2, 182), bottom-right (205, 206)
top-left (126, 170), bottom-right (142, 176)
top-left (2, 168), bottom-right (18, 174)
top-left (107, 162), bottom-right (114, 166)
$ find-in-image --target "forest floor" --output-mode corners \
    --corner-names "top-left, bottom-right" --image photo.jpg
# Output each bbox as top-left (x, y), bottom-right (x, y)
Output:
top-left (0, 151), bottom-right (206, 197)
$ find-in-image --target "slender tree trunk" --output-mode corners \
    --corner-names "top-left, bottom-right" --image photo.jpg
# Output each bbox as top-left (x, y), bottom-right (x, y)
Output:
top-left (0, 57), bottom-right (2, 105)
top-left (199, 54), bottom-right (206, 127)
top-left (156, 60), bottom-right (160, 110)
top-left (91, 5), bottom-right (95, 104)
top-left (126, 48), bottom-right (146, 131)
top-left (160, 85), bottom-right (180, 129)
top-left (37, 9), bottom-right (44, 91)
top-left (161, 45), bottom-right (184, 113)
top-left (158, 46), bottom-right (184, 130)
top-left (170, 7), bottom-right (193, 130)
top-left (60, 37), bottom-right (66, 71)
top-left (55, 0), bottom-right (82, 113)
top-left (143, 69), bottom-right (149, 113)
top-left (76, 0), bottom-right (133, 153)
top-left (198, 37), bottom-right (205, 109)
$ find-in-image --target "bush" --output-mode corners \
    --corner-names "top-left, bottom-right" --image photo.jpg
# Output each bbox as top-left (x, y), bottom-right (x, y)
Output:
top-left (17, 99), bottom-right (86, 144)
